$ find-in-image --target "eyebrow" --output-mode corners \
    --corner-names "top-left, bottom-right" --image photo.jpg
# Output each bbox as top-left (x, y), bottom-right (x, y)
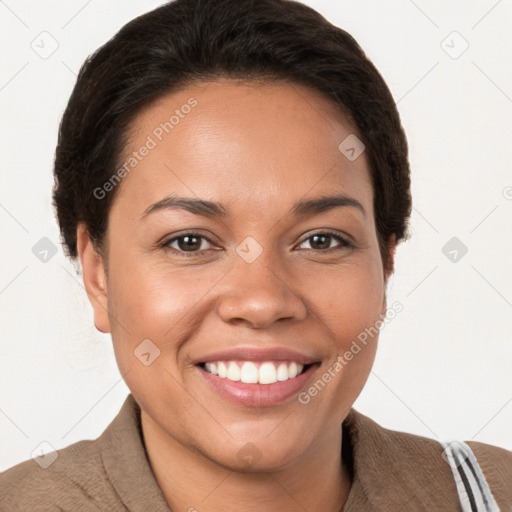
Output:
top-left (140, 193), bottom-right (366, 220)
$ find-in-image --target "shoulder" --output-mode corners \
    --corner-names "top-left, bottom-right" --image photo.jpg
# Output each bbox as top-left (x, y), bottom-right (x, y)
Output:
top-left (343, 410), bottom-right (460, 509)
top-left (466, 438), bottom-right (512, 473)
top-left (465, 439), bottom-right (512, 510)
top-left (343, 409), bottom-right (512, 510)
top-left (0, 394), bottom-right (167, 511)
top-left (0, 437), bottom-right (120, 511)
top-left (344, 408), bottom-right (451, 468)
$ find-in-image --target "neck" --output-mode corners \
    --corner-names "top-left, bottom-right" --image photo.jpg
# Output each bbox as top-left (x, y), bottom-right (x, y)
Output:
top-left (141, 410), bottom-right (352, 512)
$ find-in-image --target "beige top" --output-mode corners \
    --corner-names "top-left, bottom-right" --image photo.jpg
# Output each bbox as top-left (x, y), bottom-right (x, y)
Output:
top-left (1, 393), bottom-right (511, 511)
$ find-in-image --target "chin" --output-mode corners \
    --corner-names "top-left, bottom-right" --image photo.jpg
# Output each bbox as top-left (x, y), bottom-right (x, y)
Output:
top-left (204, 439), bottom-right (304, 474)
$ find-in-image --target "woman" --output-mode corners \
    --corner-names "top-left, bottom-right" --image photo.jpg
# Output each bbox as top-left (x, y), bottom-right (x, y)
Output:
top-left (1, 0), bottom-right (510, 510)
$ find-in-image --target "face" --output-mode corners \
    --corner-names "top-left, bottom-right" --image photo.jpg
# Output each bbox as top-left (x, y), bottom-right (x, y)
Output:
top-left (79, 79), bottom-right (393, 471)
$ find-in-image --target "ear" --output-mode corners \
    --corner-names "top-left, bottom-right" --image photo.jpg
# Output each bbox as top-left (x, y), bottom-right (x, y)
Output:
top-left (381, 234), bottom-right (397, 316)
top-left (76, 223), bottom-right (111, 333)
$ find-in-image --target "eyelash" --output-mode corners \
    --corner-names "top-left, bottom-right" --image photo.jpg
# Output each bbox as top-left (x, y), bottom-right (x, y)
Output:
top-left (161, 230), bottom-right (354, 257)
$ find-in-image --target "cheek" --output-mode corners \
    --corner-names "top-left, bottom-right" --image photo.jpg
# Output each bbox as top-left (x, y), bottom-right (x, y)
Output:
top-left (109, 256), bottom-right (211, 327)
top-left (303, 256), bottom-right (384, 390)
top-left (106, 255), bottom-right (225, 367)
top-left (304, 256), bottom-right (385, 340)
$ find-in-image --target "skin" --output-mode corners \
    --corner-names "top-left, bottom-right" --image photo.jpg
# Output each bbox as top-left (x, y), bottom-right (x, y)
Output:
top-left (77, 79), bottom-right (396, 512)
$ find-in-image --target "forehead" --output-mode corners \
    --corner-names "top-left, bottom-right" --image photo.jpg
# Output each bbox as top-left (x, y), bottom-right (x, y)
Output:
top-left (112, 79), bottom-right (373, 220)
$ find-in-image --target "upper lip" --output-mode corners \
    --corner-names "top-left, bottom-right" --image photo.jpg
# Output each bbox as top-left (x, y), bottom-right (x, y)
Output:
top-left (193, 346), bottom-right (319, 365)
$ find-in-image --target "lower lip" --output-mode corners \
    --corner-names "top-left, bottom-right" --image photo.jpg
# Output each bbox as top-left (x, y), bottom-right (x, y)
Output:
top-left (196, 364), bottom-right (318, 407)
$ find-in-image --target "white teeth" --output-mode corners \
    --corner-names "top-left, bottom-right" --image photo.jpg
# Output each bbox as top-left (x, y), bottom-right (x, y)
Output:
top-left (203, 360), bottom-right (306, 384)
top-left (240, 361), bottom-right (258, 383)
top-left (217, 361), bottom-right (228, 378)
top-left (258, 362), bottom-right (277, 384)
top-left (277, 362), bottom-right (289, 381)
top-left (205, 362), bottom-right (218, 375)
top-left (227, 361), bottom-right (241, 381)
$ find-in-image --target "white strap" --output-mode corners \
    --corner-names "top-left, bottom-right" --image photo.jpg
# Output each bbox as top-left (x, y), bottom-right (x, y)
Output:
top-left (441, 440), bottom-right (500, 512)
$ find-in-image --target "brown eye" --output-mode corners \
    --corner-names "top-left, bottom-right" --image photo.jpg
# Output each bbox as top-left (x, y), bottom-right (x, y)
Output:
top-left (310, 234), bottom-right (332, 250)
top-left (298, 231), bottom-right (352, 252)
top-left (176, 235), bottom-right (203, 251)
top-left (163, 233), bottom-right (213, 255)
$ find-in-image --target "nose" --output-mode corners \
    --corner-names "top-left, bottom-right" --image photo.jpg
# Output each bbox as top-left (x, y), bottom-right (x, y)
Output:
top-left (216, 254), bottom-right (307, 329)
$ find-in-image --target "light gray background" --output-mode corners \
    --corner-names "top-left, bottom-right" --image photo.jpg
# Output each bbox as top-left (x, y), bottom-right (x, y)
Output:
top-left (1, 0), bottom-right (511, 470)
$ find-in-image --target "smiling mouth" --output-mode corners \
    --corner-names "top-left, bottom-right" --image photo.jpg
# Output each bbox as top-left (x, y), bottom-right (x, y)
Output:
top-left (197, 360), bottom-right (314, 385)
